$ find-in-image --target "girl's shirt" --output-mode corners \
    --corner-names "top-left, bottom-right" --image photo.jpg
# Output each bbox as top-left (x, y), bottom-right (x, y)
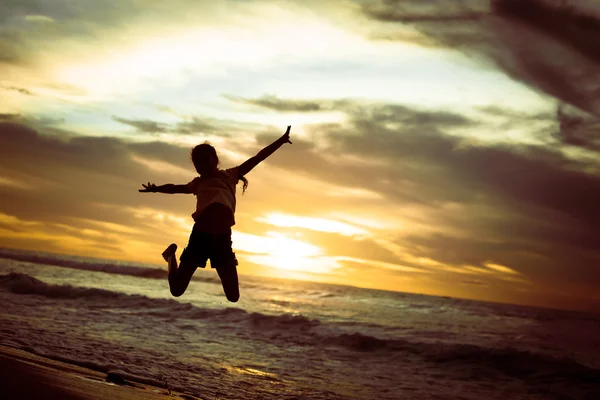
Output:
top-left (187, 167), bottom-right (239, 229)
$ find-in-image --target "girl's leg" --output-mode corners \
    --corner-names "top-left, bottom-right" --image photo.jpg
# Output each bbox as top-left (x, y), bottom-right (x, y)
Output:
top-left (162, 243), bottom-right (198, 297)
top-left (215, 266), bottom-right (239, 302)
top-left (211, 231), bottom-right (239, 302)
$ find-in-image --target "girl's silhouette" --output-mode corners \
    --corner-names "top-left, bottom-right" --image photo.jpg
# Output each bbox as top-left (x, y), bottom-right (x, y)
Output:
top-left (139, 126), bottom-right (292, 302)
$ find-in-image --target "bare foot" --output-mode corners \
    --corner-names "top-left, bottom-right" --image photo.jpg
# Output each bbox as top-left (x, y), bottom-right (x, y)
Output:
top-left (162, 243), bottom-right (177, 262)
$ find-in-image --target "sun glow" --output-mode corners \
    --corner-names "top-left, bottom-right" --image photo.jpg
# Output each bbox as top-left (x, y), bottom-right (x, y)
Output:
top-left (258, 212), bottom-right (368, 236)
top-left (233, 230), bottom-right (339, 274)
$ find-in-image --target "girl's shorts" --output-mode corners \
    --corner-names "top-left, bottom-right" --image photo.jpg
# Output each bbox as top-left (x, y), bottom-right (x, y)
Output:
top-left (179, 224), bottom-right (238, 269)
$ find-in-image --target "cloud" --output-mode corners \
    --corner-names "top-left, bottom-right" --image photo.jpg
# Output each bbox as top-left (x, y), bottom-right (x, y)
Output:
top-left (1, 86), bottom-right (34, 95)
top-left (363, 0), bottom-right (600, 116)
top-left (112, 115), bottom-right (237, 136)
top-left (242, 97), bottom-right (600, 302)
top-left (0, 117), bottom-right (195, 224)
top-left (555, 104), bottom-right (600, 152)
top-left (366, 6), bottom-right (486, 23)
top-left (492, 0), bottom-right (600, 65)
top-left (173, 117), bottom-right (227, 136)
top-left (112, 117), bottom-right (169, 134)
top-left (23, 15), bottom-right (56, 24)
top-left (225, 94), bottom-right (335, 112)
top-left (237, 95), bottom-right (476, 130)
top-left (476, 104), bottom-right (600, 155)
top-left (226, 95), bottom-right (477, 130)
top-left (0, 113), bottom-right (21, 121)
top-left (318, 104), bottom-right (600, 232)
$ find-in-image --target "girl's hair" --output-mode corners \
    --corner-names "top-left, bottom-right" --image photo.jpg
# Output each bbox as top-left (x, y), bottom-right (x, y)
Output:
top-left (191, 142), bottom-right (248, 194)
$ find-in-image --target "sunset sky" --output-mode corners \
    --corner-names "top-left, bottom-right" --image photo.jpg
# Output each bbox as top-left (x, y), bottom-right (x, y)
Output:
top-left (1, 0), bottom-right (599, 312)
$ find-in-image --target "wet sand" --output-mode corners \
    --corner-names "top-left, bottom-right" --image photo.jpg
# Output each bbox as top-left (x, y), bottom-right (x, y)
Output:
top-left (0, 346), bottom-right (199, 400)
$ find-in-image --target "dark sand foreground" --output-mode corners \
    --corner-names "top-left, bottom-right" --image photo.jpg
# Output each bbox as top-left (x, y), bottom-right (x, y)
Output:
top-left (0, 346), bottom-right (198, 400)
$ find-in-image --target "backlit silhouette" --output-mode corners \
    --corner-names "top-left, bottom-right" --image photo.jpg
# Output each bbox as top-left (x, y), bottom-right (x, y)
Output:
top-left (140, 126), bottom-right (292, 302)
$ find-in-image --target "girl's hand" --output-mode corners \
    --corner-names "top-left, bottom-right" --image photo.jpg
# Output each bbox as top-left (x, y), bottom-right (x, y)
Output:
top-left (282, 125), bottom-right (292, 144)
top-left (139, 182), bottom-right (157, 192)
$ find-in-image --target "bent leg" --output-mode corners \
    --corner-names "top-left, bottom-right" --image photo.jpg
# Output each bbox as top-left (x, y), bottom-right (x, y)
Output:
top-left (216, 266), bottom-right (239, 302)
top-left (168, 258), bottom-right (198, 297)
top-left (163, 243), bottom-right (200, 297)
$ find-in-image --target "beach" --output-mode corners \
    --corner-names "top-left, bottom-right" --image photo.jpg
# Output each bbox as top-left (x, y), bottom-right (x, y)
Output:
top-left (0, 346), bottom-right (194, 400)
top-left (1, 249), bottom-right (600, 400)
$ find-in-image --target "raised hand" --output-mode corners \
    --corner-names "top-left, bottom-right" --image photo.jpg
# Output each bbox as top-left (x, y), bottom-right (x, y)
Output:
top-left (139, 182), bottom-right (157, 192)
top-left (282, 125), bottom-right (292, 144)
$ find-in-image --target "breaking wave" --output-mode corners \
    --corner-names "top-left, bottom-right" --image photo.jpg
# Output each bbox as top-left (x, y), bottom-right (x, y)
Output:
top-left (0, 249), bottom-right (220, 284)
top-left (2, 272), bottom-right (600, 397)
top-left (0, 272), bottom-right (139, 299)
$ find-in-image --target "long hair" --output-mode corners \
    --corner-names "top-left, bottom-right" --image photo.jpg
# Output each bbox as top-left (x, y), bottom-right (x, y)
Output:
top-left (191, 142), bottom-right (248, 194)
top-left (239, 175), bottom-right (248, 193)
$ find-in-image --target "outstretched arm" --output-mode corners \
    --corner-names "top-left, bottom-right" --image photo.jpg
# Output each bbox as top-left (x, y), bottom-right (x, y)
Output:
top-left (238, 125), bottom-right (292, 176)
top-left (139, 182), bottom-right (190, 194)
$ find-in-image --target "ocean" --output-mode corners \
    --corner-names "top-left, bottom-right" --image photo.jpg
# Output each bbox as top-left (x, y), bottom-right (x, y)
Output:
top-left (1, 248), bottom-right (599, 400)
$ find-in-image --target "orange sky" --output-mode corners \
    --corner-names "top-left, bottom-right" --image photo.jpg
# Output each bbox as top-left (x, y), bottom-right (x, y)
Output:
top-left (1, 0), bottom-right (600, 312)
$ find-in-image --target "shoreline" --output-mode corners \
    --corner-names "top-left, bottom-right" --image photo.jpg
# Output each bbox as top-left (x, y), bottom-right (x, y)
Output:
top-left (0, 346), bottom-right (200, 400)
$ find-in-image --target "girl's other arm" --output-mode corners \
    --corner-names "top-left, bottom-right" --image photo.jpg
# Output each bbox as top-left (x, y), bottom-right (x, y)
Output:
top-left (238, 125), bottom-right (292, 176)
top-left (139, 182), bottom-right (190, 194)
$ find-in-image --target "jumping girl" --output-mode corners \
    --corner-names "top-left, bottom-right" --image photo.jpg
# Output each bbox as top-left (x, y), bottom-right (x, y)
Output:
top-left (139, 126), bottom-right (292, 302)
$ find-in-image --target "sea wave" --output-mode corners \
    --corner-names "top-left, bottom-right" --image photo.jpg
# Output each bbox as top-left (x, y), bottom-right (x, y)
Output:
top-left (0, 249), bottom-right (220, 284)
top-left (2, 272), bottom-right (600, 397)
top-left (0, 250), bottom-right (166, 278)
top-left (248, 311), bottom-right (320, 330)
top-left (0, 272), bottom-right (135, 299)
top-left (0, 273), bottom-right (318, 329)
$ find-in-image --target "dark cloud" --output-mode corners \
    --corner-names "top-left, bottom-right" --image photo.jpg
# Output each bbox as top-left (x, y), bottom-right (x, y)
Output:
top-left (477, 105), bottom-right (552, 122)
top-left (366, 5), bottom-right (486, 23)
top-left (339, 104), bottom-right (600, 231)
top-left (555, 104), bottom-right (600, 152)
top-left (0, 2), bottom-right (94, 67)
top-left (255, 101), bottom-right (598, 224)
top-left (40, 83), bottom-right (88, 97)
top-left (398, 225), bottom-right (599, 293)
top-left (346, 102), bottom-right (476, 129)
top-left (113, 117), bottom-right (169, 134)
top-left (173, 117), bottom-right (226, 136)
top-left (113, 115), bottom-right (232, 136)
top-left (237, 95), bottom-right (475, 129)
top-left (1, 85), bottom-right (33, 95)
top-left (0, 117), bottom-right (199, 234)
top-left (224, 94), bottom-right (335, 112)
top-left (0, 0), bottom-right (146, 29)
top-left (227, 95), bottom-right (477, 132)
top-left (476, 104), bottom-right (600, 154)
top-left (363, 0), bottom-right (600, 116)
top-left (492, 0), bottom-right (600, 65)
top-left (0, 113), bottom-right (20, 121)
top-left (399, 232), bottom-right (527, 268)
